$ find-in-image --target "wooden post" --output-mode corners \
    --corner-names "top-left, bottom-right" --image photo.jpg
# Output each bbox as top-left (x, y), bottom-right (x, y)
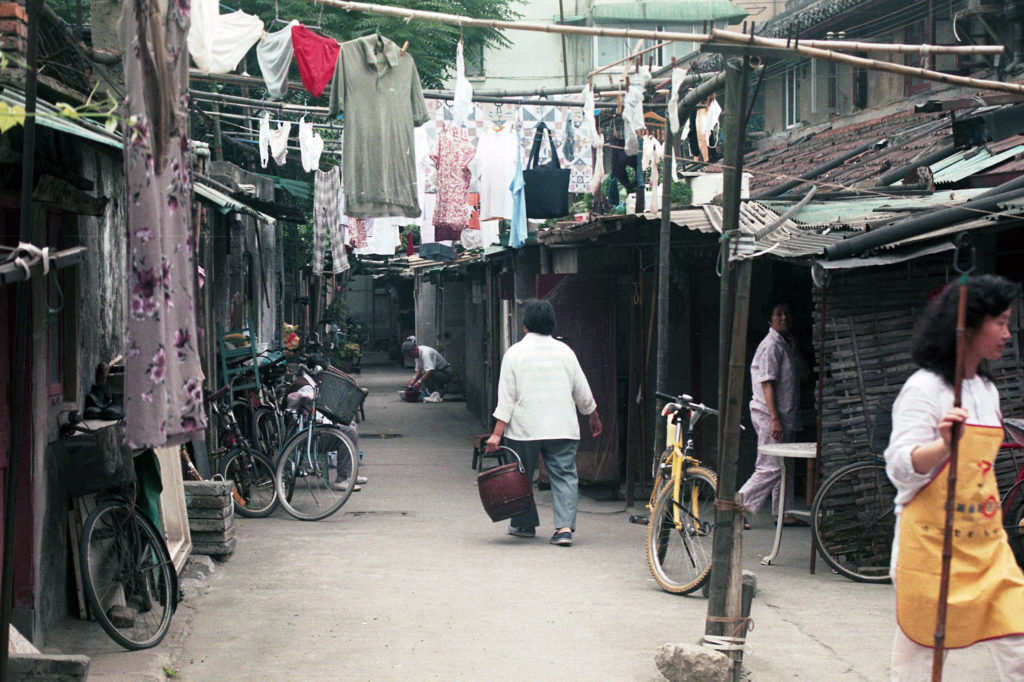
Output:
top-left (706, 55), bottom-right (753, 648)
top-left (652, 124), bottom-right (677, 485)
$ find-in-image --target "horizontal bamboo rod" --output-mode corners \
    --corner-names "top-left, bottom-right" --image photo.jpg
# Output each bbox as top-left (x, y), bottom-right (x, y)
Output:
top-left (708, 29), bottom-right (1024, 95)
top-left (711, 28), bottom-right (1005, 55)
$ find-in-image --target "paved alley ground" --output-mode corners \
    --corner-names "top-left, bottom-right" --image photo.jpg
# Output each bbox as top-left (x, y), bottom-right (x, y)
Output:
top-left (61, 361), bottom-right (999, 681)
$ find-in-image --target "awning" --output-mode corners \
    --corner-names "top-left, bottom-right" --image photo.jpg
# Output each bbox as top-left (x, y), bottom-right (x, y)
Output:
top-left (195, 181), bottom-right (276, 226)
top-left (591, 0), bottom-right (748, 25)
top-left (0, 90), bottom-right (122, 150)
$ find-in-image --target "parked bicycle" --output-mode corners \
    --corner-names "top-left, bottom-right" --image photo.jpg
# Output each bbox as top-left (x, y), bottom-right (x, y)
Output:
top-left (644, 391), bottom-right (719, 595)
top-left (205, 382), bottom-right (279, 518)
top-left (273, 361), bottom-right (361, 521)
top-left (811, 410), bottom-right (1024, 583)
top-left (61, 422), bottom-right (178, 650)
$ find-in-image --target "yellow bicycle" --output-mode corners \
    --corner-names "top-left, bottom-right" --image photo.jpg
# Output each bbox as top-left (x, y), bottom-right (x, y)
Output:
top-left (645, 391), bottom-right (719, 595)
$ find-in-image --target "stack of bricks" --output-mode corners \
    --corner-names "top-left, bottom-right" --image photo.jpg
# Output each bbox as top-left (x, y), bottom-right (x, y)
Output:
top-left (0, 2), bottom-right (27, 57)
top-left (183, 480), bottom-right (237, 559)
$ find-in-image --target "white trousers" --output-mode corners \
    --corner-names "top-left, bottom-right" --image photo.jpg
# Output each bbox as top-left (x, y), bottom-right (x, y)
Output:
top-left (891, 628), bottom-right (1024, 681)
top-left (738, 407), bottom-right (793, 516)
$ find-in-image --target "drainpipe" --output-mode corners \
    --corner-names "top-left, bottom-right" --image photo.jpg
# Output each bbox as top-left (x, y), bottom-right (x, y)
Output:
top-left (558, 0), bottom-right (569, 87)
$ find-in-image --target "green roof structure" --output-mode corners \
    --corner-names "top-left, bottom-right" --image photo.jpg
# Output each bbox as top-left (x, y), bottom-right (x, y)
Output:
top-left (591, 0), bottom-right (748, 25)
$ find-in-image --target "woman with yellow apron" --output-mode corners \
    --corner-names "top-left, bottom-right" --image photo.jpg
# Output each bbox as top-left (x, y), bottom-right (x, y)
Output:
top-left (885, 274), bottom-right (1024, 681)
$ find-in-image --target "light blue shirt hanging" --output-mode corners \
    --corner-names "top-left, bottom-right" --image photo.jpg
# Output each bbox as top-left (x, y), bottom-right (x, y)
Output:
top-left (509, 129), bottom-right (527, 249)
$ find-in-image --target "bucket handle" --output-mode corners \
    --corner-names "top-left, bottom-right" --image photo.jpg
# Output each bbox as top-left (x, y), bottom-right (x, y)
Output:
top-left (495, 445), bottom-right (525, 474)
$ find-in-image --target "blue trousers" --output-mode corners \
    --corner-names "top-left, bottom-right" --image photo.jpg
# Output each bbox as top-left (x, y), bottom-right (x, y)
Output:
top-left (504, 438), bottom-right (579, 531)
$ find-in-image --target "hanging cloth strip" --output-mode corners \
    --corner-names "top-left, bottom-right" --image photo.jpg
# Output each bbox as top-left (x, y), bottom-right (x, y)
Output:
top-left (298, 117), bottom-right (324, 172)
top-left (579, 84), bottom-right (598, 149)
top-left (268, 120), bottom-right (291, 166)
top-left (291, 24), bottom-right (340, 99)
top-left (622, 66), bottom-right (650, 156)
top-left (476, 126), bottom-right (518, 222)
top-left (508, 128), bottom-right (527, 249)
top-left (668, 67), bottom-right (685, 135)
top-left (257, 20), bottom-right (299, 99)
top-left (452, 40), bottom-right (474, 127)
top-left (313, 167), bottom-right (346, 275)
top-left (355, 216), bottom-right (402, 256)
top-left (258, 111), bottom-right (270, 168)
top-left (187, 0), bottom-right (264, 74)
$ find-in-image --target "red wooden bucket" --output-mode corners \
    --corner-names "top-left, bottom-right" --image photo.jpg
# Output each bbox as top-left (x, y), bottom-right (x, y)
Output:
top-left (477, 446), bottom-right (533, 522)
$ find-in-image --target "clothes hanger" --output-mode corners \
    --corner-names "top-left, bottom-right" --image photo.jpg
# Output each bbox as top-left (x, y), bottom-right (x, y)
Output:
top-left (271, 0), bottom-right (289, 26)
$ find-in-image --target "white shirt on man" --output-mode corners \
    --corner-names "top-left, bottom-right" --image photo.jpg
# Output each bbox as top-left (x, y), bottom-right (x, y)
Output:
top-left (414, 345), bottom-right (448, 373)
top-left (493, 333), bottom-right (597, 441)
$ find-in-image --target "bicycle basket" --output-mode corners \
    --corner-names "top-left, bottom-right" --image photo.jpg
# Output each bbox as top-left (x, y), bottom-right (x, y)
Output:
top-left (317, 368), bottom-right (366, 424)
top-left (54, 428), bottom-right (136, 498)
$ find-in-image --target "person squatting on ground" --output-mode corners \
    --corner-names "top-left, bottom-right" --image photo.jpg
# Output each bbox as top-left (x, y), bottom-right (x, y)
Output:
top-left (884, 274), bottom-right (1024, 681)
top-left (737, 302), bottom-right (804, 528)
top-left (401, 336), bottom-right (452, 402)
top-left (484, 299), bottom-right (602, 547)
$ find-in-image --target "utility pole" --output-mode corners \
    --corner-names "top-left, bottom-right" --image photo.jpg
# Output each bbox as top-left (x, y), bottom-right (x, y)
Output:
top-left (706, 55), bottom-right (753, 675)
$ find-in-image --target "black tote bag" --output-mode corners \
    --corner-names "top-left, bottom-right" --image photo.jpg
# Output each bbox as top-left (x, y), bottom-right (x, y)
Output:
top-left (523, 122), bottom-right (571, 219)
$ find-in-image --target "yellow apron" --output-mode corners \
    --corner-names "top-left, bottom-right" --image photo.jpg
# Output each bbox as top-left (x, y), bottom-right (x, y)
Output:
top-left (897, 423), bottom-right (1024, 648)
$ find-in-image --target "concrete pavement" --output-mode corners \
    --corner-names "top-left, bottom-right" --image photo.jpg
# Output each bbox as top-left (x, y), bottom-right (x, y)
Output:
top-left (57, 361), bottom-right (999, 680)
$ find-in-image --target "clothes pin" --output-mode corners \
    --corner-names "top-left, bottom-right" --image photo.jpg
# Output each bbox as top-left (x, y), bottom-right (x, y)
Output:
top-left (400, 41), bottom-right (409, 56)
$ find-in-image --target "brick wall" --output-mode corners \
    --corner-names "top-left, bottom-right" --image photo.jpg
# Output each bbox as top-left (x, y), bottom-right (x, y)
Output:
top-left (0, 1), bottom-right (26, 57)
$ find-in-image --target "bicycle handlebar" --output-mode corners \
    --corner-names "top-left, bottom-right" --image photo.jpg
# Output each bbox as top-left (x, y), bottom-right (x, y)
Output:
top-left (655, 391), bottom-right (719, 416)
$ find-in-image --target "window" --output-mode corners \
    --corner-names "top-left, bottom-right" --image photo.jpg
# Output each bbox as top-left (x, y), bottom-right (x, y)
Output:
top-left (465, 41), bottom-right (484, 79)
top-left (784, 65), bottom-right (801, 128)
top-left (593, 23), bottom-right (700, 71)
top-left (827, 61), bottom-right (838, 112)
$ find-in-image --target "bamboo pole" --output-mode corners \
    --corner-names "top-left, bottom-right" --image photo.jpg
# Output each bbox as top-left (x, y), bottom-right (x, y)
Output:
top-left (709, 29), bottom-right (1024, 95)
top-left (932, 272), bottom-right (970, 681)
top-left (710, 27), bottom-right (1004, 55)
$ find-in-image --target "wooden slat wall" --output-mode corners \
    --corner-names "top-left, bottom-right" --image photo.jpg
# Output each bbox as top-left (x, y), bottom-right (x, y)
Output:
top-left (813, 256), bottom-right (1024, 489)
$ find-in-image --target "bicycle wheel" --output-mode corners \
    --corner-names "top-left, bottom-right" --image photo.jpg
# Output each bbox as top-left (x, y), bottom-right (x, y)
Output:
top-left (275, 425), bottom-right (358, 521)
top-left (1003, 484), bottom-right (1024, 569)
top-left (646, 466), bottom-right (717, 595)
top-left (221, 448), bottom-right (279, 518)
top-left (79, 500), bottom-right (176, 650)
top-left (811, 462), bottom-right (895, 583)
top-left (251, 407), bottom-right (284, 460)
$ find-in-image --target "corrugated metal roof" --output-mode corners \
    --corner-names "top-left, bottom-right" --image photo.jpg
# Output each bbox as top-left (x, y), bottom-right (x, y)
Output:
top-left (758, 190), bottom-right (986, 228)
top-left (0, 90), bottom-right (123, 150)
top-left (591, 0), bottom-right (747, 24)
top-left (194, 182), bottom-right (276, 225)
top-left (931, 145), bottom-right (1024, 185)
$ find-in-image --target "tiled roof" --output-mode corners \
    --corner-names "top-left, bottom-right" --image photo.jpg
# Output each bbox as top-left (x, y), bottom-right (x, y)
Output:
top-left (744, 109), bottom-right (953, 196)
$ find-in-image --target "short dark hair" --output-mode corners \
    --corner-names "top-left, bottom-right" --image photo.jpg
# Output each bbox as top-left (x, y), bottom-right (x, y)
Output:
top-left (910, 274), bottom-right (1020, 385)
top-left (767, 302), bottom-right (791, 323)
top-left (522, 299), bottom-right (556, 335)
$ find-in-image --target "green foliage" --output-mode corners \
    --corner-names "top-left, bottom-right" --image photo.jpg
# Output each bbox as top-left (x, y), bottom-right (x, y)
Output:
top-left (671, 181), bottom-right (692, 206)
top-left (282, 220), bottom-right (313, 273)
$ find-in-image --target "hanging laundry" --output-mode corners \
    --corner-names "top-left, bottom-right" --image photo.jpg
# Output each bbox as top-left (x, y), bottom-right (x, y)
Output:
top-left (564, 115), bottom-right (593, 194)
top-left (668, 67), bottom-right (686, 134)
top-left (413, 123), bottom-right (436, 237)
top-left (419, 193), bottom-right (438, 245)
top-left (431, 123), bottom-right (476, 240)
top-left (298, 117), bottom-right (324, 172)
top-left (643, 135), bottom-right (663, 209)
top-left (329, 34), bottom-right (429, 218)
top-left (509, 128), bottom-right (527, 249)
top-left (476, 125), bottom-right (518, 222)
top-left (259, 111), bottom-right (270, 169)
top-left (121, 0), bottom-right (206, 448)
top-left (257, 20), bottom-right (299, 100)
top-left (313, 167), bottom-right (341, 275)
top-left (268, 120), bottom-right (291, 166)
top-left (187, 0), bottom-right (263, 74)
top-left (291, 24), bottom-right (340, 99)
top-left (622, 66), bottom-right (651, 155)
top-left (703, 96), bottom-right (723, 158)
top-left (452, 40), bottom-right (474, 127)
top-left (355, 217), bottom-right (403, 256)
top-left (610, 136), bottom-right (638, 191)
top-left (348, 218), bottom-right (370, 249)
top-left (578, 84), bottom-right (598, 149)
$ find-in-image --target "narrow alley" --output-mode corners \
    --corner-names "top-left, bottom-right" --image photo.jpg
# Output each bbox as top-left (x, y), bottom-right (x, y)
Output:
top-left (65, 363), bottom-right (994, 681)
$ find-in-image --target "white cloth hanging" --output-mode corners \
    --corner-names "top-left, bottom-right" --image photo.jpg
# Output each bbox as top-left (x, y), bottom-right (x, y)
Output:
top-left (259, 112), bottom-right (270, 169)
top-left (268, 121), bottom-right (291, 166)
top-left (476, 126), bottom-right (518, 222)
top-left (298, 117), bottom-right (324, 172)
top-left (452, 40), bottom-right (474, 128)
top-left (355, 217), bottom-right (403, 256)
top-left (705, 98), bottom-right (723, 146)
top-left (257, 20), bottom-right (299, 99)
top-left (668, 67), bottom-right (685, 134)
top-left (643, 135), bottom-right (663, 209)
top-left (579, 84), bottom-right (598, 149)
top-left (187, 0), bottom-right (264, 74)
top-left (591, 133), bottom-right (605, 195)
top-left (622, 66), bottom-right (650, 156)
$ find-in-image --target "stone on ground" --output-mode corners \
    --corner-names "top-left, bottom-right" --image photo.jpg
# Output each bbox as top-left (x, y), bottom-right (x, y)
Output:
top-left (655, 642), bottom-right (732, 682)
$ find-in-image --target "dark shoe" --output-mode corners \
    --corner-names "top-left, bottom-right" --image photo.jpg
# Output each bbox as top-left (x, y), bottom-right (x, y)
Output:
top-left (782, 515), bottom-right (808, 527)
top-left (743, 517), bottom-right (751, 531)
top-left (550, 531), bottom-right (572, 546)
top-left (507, 526), bottom-right (535, 538)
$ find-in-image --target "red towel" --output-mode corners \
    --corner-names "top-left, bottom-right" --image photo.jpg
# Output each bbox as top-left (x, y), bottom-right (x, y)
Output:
top-left (291, 25), bottom-right (339, 98)
top-left (406, 230), bottom-right (415, 256)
